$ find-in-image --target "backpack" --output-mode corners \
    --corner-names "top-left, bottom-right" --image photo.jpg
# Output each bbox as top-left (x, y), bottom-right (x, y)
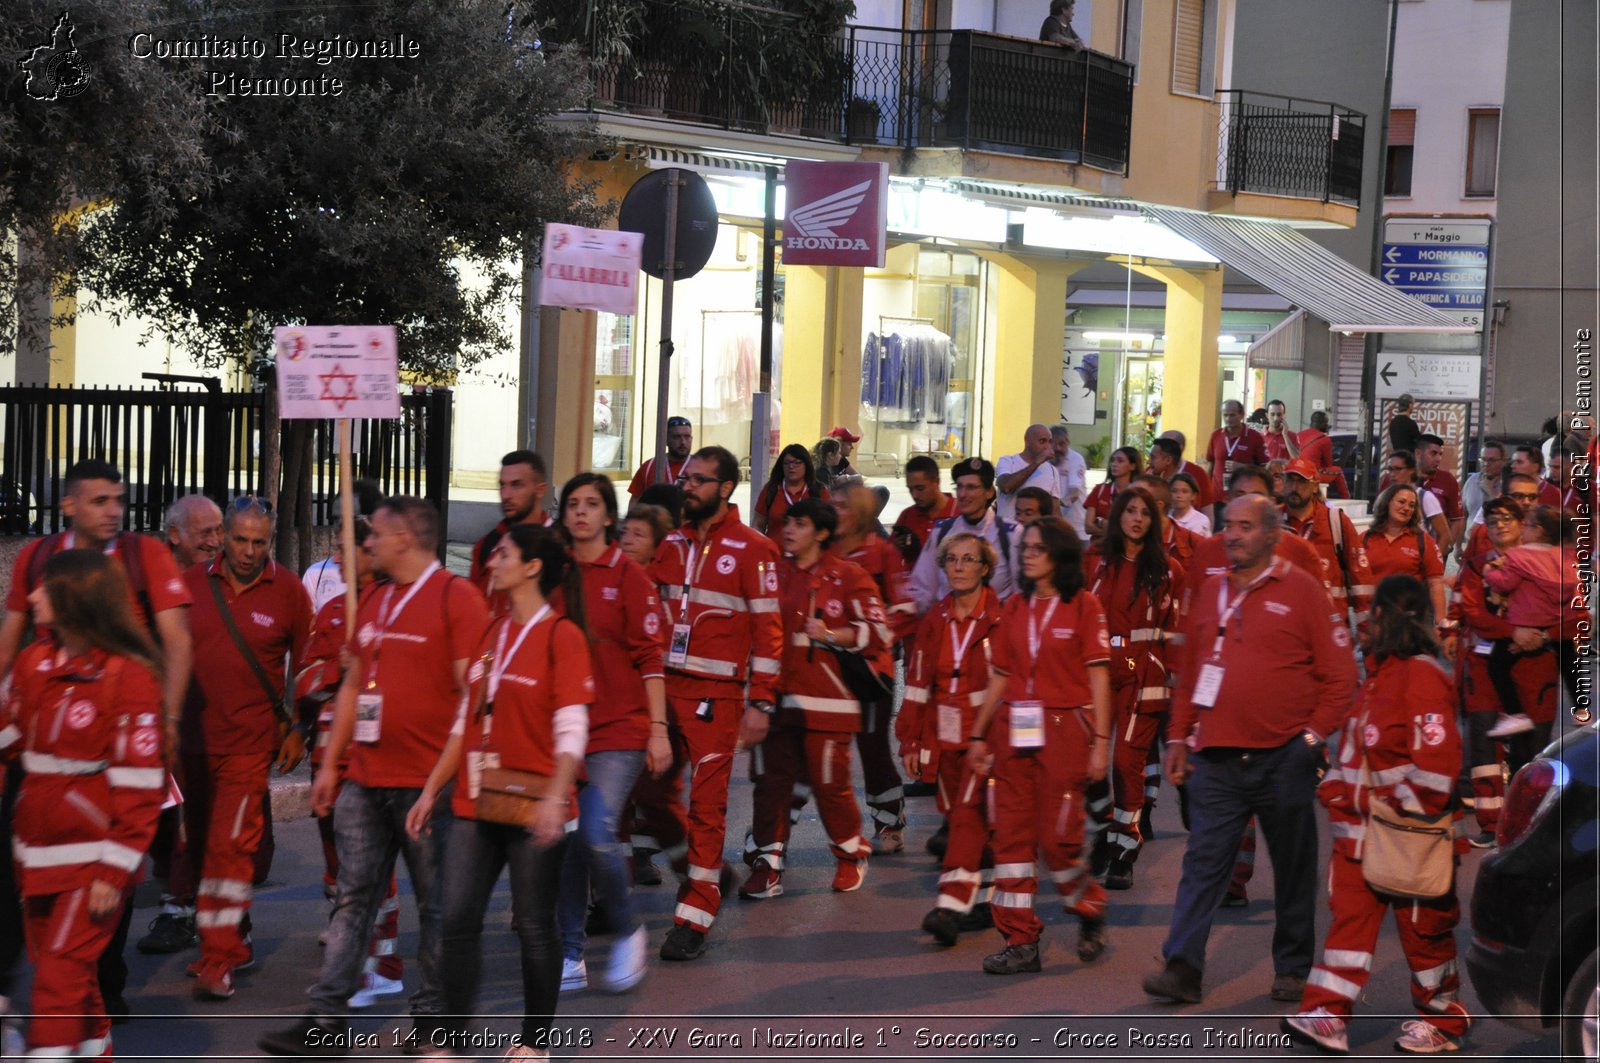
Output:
top-left (26, 531), bottom-right (156, 640)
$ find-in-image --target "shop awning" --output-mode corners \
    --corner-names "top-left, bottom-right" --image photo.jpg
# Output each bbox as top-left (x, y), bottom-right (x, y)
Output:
top-left (1246, 310), bottom-right (1307, 369)
top-left (1141, 207), bottom-right (1476, 334)
top-left (642, 146), bottom-right (785, 176)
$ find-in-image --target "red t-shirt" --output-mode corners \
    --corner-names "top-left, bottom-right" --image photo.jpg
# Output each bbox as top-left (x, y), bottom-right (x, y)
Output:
top-left (756, 482), bottom-right (827, 540)
top-left (1422, 468), bottom-right (1464, 521)
top-left (628, 456), bottom-right (689, 500)
top-left (1085, 481), bottom-right (1117, 530)
top-left (347, 566), bottom-right (491, 788)
top-left (988, 591), bottom-right (1110, 708)
top-left (6, 531), bottom-right (190, 635)
top-left (1536, 479), bottom-right (1562, 507)
top-left (1362, 527), bottom-right (1444, 584)
top-left (1204, 427), bottom-right (1270, 498)
top-left (451, 611), bottom-right (595, 820)
top-left (1263, 429), bottom-right (1297, 462)
top-left (571, 546), bottom-right (663, 753)
top-left (184, 559), bottom-right (313, 756)
top-left (891, 494), bottom-right (958, 557)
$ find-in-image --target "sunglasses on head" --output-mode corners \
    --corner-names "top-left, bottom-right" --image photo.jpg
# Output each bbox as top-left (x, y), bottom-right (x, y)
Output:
top-left (230, 494), bottom-right (273, 514)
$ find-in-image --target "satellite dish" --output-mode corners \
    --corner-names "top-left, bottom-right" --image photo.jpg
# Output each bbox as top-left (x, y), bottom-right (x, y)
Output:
top-left (618, 168), bottom-right (719, 280)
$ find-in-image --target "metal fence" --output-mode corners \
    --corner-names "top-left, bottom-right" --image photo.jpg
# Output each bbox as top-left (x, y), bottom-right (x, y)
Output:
top-left (579, 7), bottom-right (1134, 172)
top-left (0, 384), bottom-right (453, 538)
top-left (1215, 90), bottom-right (1366, 205)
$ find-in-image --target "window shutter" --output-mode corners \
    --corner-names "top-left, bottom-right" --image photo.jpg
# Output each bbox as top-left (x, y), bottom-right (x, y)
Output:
top-left (1389, 108), bottom-right (1416, 146)
top-left (1171, 0), bottom-right (1204, 95)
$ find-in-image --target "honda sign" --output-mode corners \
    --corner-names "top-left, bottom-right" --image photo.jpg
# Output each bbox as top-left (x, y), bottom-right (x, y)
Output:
top-left (782, 161), bottom-right (888, 268)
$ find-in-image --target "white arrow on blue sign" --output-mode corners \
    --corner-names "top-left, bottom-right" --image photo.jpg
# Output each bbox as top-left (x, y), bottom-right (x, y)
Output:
top-left (1381, 218), bottom-right (1493, 331)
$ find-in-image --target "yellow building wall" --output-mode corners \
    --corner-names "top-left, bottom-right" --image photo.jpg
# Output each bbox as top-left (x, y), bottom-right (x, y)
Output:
top-left (978, 253), bottom-right (1084, 458)
top-left (1131, 261), bottom-right (1224, 450)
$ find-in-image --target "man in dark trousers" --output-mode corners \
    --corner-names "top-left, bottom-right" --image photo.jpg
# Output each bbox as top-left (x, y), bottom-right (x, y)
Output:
top-left (1143, 495), bottom-right (1358, 1006)
top-left (1388, 394), bottom-right (1423, 456)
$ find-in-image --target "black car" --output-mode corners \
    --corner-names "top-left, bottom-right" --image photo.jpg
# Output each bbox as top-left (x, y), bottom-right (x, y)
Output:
top-left (1467, 722), bottom-right (1600, 1059)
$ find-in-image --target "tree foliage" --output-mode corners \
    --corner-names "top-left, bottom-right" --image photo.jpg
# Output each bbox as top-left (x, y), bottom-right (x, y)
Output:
top-left (3, 0), bottom-right (605, 379)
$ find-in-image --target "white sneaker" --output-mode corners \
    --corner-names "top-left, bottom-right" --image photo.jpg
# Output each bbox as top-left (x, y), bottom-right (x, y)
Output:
top-left (1394, 1020), bottom-right (1461, 1054)
top-left (347, 971), bottom-right (405, 1009)
top-left (1486, 713), bottom-right (1534, 738)
top-left (1281, 1007), bottom-right (1349, 1054)
top-left (0, 996), bottom-right (25, 1060)
top-left (605, 927), bottom-right (648, 994)
top-left (560, 956), bottom-right (587, 992)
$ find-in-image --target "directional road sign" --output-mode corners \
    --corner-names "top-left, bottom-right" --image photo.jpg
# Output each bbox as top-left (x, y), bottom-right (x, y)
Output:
top-left (1375, 351), bottom-right (1482, 402)
top-left (1381, 217), bottom-right (1493, 331)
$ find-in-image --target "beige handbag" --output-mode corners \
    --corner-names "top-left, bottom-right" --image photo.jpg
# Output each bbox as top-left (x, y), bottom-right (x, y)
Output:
top-left (475, 766), bottom-right (550, 829)
top-left (1358, 712), bottom-right (1455, 899)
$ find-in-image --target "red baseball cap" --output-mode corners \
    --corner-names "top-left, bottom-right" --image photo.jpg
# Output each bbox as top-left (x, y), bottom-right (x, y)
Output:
top-left (1284, 457), bottom-right (1320, 481)
top-left (827, 426), bottom-right (862, 443)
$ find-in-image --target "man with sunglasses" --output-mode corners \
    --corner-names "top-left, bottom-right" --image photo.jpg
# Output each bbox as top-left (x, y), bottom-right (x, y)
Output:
top-left (180, 497), bottom-right (313, 1001)
top-left (648, 446), bottom-right (782, 961)
top-left (629, 416), bottom-right (694, 499)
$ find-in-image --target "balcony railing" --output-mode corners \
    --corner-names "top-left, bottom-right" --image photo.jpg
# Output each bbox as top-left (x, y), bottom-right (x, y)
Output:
top-left (575, 8), bottom-right (1133, 173)
top-left (1214, 90), bottom-right (1365, 205)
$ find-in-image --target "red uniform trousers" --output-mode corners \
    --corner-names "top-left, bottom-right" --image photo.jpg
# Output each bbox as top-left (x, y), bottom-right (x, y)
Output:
top-left (317, 794), bottom-right (404, 982)
top-left (162, 752), bottom-right (275, 904)
top-left (932, 749), bottom-right (992, 913)
top-left (1459, 653), bottom-right (1508, 833)
top-left (194, 752), bottom-right (272, 972)
top-left (749, 714), bottom-right (868, 870)
top-left (1105, 683), bottom-right (1164, 863)
top-left (1301, 852), bottom-right (1470, 1036)
top-left (24, 887), bottom-right (121, 1060)
top-left (667, 695), bottom-right (741, 931)
top-left (989, 709), bottom-right (1107, 946)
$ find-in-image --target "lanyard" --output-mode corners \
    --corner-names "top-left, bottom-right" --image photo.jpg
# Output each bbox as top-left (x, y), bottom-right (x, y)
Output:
top-left (487, 605), bottom-right (549, 704)
top-left (679, 534), bottom-right (714, 622)
top-left (1025, 594), bottom-right (1060, 696)
top-left (782, 483), bottom-right (806, 507)
top-left (1208, 562), bottom-right (1276, 659)
top-left (947, 611), bottom-right (982, 694)
top-left (1223, 430), bottom-right (1247, 458)
top-left (369, 562), bottom-right (440, 677)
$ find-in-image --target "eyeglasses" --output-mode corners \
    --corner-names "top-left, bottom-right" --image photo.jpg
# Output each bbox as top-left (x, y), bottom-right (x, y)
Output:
top-left (1485, 513), bottom-right (1519, 526)
top-left (781, 457), bottom-right (805, 467)
top-left (676, 474), bottom-right (724, 489)
top-left (1020, 543), bottom-right (1049, 556)
top-left (942, 554), bottom-right (984, 568)
top-left (230, 494), bottom-right (273, 514)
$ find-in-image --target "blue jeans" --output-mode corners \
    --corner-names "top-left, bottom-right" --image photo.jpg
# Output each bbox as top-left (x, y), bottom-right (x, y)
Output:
top-left (558, 749), bottom-right (646, 959)
top-left (432, 817), bottom-right (569, 1047)
top-left (308, 781), bottom-right (450, 1019)
top-left (1161, 740), bottom-right (1321, 978)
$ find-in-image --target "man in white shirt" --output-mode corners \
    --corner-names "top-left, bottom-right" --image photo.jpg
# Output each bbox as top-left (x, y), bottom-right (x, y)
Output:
top-left (995, 424), bottom-right (1061, 524)
top-left (1048, 424), bottom-right (1088, 537)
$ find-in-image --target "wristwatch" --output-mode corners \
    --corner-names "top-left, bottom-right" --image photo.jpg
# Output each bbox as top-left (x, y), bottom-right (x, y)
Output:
top-left (1301, 729), bottom-right (1324, 749)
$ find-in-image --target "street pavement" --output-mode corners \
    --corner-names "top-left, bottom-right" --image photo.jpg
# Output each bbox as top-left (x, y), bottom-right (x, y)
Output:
top-left (31, 760), bottom-right (1560, 1062)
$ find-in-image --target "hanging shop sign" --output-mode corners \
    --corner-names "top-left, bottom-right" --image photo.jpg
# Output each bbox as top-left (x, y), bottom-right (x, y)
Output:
top-left (782, 161), bottom-right (888, 267)
top-left (540, 223), bottom-right (645, 316)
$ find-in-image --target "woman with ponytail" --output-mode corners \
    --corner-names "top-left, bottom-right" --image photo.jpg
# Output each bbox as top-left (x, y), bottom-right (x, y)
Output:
top-left (1284, 574), bottom-right (1471, 1056)
top-left (407, 524), bottom-right (595, 1061)
top-left (2, 550), bottom-right (165, 1061)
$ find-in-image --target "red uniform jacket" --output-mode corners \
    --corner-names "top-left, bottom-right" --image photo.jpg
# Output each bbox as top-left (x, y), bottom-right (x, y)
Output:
top-left (1163, 520), bottom-right (1199, 571)
top-left (989, 591), bottom-right (1111, 709)
top-left (1320, 654), bottom-right (1465, 859)
top-left (1169, 559), bottom-right (1359, 748)
top-left (839, 534), bottom-right (916, 643)
top-left (1084, 549), bottom-right (1185, 713)
top-left (1, 645), bottom-right (166, 894)
top-left (1285, 501), bottom-right (1374, 629)
top-left (774, 553), bottom-right (890, 732)
top-left (628, 456), bottom-right (689, 499)
top-left (184, 558), bottom-right (313, 756)
top-left (899, 588), bottom-right (1004, 777)
top-left (650, 506), bottom-right (783, 704)
top-left (573, 546), bottom-right (664, 754)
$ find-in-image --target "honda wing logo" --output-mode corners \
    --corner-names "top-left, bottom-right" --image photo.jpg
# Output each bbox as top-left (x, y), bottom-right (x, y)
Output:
top-left (787, 179), bottom-right (873, 251)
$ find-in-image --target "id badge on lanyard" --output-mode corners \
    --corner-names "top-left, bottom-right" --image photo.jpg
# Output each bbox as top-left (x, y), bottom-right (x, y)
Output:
top-left (1194, 567), bottom-right (1270, 710)
top-left (669, 540), bottom-right (713, 668)
top-left (1010, 701), bottom-right (1045, 748)
top-left (359, 563), bottom-right (440, 742)
top-left (355, 691), bottom-right (383, 743)
top-left (937, 703), bottom-right (964, 746)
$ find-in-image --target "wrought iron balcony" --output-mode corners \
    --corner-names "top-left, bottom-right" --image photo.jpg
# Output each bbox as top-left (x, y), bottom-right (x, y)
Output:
top-left (1214, 90), bottom-right (1365, 205)
top-left (573, 4), bottom-right (1134, 173)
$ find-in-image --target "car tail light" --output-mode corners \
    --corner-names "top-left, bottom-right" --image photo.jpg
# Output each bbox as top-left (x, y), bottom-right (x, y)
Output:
top-left (1495, 759), bottom-right (1567, 848)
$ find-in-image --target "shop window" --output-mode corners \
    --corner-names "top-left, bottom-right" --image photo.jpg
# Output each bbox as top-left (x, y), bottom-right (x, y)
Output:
top-left (592, 312), bottom-right (635, 473)
top-left (1465, 107), bottom-right (1499, 197)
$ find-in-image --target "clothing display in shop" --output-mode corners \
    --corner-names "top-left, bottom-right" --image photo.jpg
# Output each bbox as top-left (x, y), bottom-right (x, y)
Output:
top-left (680, 313), bottom-right (760, 425)
top-left (861, 326), bottom-right (954, 426)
